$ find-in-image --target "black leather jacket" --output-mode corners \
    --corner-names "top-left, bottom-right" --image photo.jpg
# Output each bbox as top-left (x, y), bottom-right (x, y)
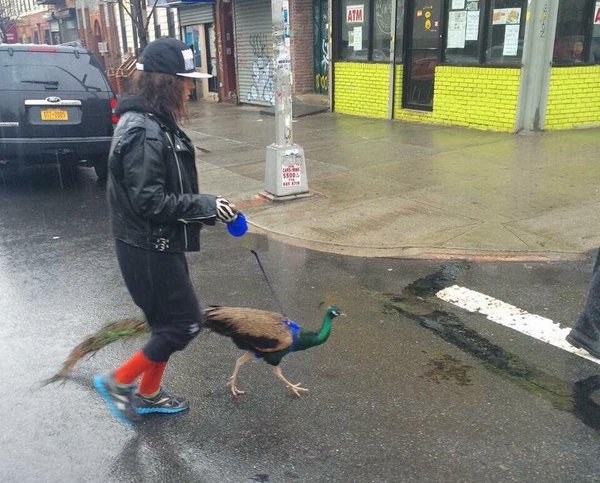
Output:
top-left (107, 97), bottom-right (217, 252)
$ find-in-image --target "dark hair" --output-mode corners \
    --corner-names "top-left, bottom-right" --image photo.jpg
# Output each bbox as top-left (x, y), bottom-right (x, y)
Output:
top-left (134, 71), bottom-right (188, 124)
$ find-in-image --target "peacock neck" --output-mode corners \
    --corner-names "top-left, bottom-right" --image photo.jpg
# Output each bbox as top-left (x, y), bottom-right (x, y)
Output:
top-left (315, 313), bottom-right (334, 345)
top-left (294, 313), bottom-right (334, 351)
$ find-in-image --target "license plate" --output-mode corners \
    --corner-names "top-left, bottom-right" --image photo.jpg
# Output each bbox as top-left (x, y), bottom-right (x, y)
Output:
top-left (41, 109), bottom-right (68, 121)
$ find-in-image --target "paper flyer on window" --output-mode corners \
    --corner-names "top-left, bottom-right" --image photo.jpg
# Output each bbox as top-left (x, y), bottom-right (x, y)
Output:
top-left (503, 24), bottom-right (520, 56)
top-left (447, 11), bottom-right (467, 48)
top-left (353, 26), bottom-right (363, 50)
top-left (493, 8), bottom-right (521, 25)
top-left (466, 11), bottom-right (480, 40)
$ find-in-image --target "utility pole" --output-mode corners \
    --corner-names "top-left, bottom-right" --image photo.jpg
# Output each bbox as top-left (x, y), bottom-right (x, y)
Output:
top-left (516, 0), bottom-right (558, 132)
top-left (263, 0), bottom-right (309, 200)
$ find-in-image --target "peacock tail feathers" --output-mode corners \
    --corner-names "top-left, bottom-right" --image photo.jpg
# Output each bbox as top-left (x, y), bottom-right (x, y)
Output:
top-left (43, 317), bottom-right (148, 385)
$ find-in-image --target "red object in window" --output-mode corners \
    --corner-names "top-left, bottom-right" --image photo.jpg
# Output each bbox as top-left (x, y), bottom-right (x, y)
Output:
top-left (27, 46), bottom-right (58, 53)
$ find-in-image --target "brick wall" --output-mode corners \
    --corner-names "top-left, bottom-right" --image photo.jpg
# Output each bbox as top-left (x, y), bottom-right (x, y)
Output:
top-left (545, 66), bottom-right (600, 130)
top-left (291, 0), bottom-right (314, 94)
top-left (16, 10), bottom-right (48, 44)
top-left (334, 62), bottom-right (599, 132)
top-left (334, 62), bottom-right (390, 118)
top-left (334, 62), bottom-right (521, 132)
top-left (393, 66), bottom-right (521, 131)
top-left (426, 66), bottom-right (520, 132)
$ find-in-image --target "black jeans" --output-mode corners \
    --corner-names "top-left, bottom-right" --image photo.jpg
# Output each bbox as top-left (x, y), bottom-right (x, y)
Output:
top-left (576, 249), bottom-right (600, 338)
top-left (115, 240), bottom-right (203, 362)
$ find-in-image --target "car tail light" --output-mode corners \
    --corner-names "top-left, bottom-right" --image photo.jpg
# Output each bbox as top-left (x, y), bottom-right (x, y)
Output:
top-left (110, 98), bottom-right (119, 124)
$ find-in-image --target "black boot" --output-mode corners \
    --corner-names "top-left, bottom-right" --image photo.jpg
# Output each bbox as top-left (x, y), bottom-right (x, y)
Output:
top-left (567, 251), bottom-right (600, 358)
top-left (567, 319), bottom-right (600, 358)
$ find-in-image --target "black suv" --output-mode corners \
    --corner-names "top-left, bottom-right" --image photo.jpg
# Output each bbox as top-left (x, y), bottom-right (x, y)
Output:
top-left (0, 43), bottom-right (117, 181)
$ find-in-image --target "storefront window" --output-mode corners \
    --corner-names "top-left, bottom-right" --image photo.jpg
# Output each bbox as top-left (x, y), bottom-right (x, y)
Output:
top-left (337, 0), bottom-right (531, 65)
top-left (594, 8), bottom-right (600, 63)
top-left (394, 1), bottom-right (405, 63)
top-left (339, 0), bottom-right (372, 60)
top-left (444, 0), bottom-right (483, 64)
top-left (373, 0), bottom-right (393, 61)
top-left (486, 0), bottom-right (526, 64)
top-left (553, 0), bottom-right (599, 65)
top-left (337, 0), bottom-right (400, 62)
top-left (182, 25), bottom-right (202, 68)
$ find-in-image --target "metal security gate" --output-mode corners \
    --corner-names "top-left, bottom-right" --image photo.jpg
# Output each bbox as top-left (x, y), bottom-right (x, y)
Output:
top-left (233, 0), bottom-right (273, 106)
top-left (178, 4), bottom-right (214, 26)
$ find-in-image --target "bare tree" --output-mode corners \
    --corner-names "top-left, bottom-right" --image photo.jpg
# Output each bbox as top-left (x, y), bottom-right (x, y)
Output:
top-left (115, 0), bottom-right (161, 51)
top-left (0, 0), bottom-right (19, 44)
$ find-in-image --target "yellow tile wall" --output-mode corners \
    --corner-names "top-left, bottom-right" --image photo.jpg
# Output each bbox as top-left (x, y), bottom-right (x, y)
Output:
top-left (334, 62), bottom-right (521, 132)
top-left (333, 62), bottom-right (390, 119)
top-left (545, 66), bottom-right (600, 130)
top-left (420, 66), bottom-right (520, 132)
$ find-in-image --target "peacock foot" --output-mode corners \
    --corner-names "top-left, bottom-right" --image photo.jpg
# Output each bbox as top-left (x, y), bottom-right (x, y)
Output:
top-left (227, 377), bottom-right (246, 397)
top-left (286, 382), bottom-right (309, 397)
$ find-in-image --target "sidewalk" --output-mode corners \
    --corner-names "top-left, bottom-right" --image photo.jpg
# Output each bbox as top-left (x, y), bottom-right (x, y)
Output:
top-left (184, 101), bottom-right (600, 261)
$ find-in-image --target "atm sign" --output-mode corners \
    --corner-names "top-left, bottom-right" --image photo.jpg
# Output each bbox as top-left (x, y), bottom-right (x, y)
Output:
top-left (347, 5), bottom-right (364, 23)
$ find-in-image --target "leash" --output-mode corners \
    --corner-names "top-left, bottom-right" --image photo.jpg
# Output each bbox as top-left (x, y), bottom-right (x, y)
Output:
top-left (250, 249), bottom-right (287, 317)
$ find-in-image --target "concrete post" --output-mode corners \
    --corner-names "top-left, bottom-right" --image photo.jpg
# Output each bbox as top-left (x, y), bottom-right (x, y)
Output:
top-left (263, 0), bottom-right (310, 200)
top-left (387, 0), bottom-right (398, 119)
top-left (515, 0), bottom-right (559, 132)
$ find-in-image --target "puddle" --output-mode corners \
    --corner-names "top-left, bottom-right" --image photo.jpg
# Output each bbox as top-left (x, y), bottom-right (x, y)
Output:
top-left (423, 353), bottom-right (473, 386)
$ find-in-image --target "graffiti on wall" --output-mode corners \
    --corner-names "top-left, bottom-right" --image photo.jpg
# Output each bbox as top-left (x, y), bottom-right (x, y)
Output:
top-left (313, 0), bottom-right (329, 94)
top-left (247, 33), bottom-right (274, 104)
top-left (315, 39), bottom-right (329, 91)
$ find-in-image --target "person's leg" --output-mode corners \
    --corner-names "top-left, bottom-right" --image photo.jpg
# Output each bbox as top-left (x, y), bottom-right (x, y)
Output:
top-left (138, 361), bottom-right (167, 397)
top-left (95, 241), bottom-right (172, 423)
top-left (96, 242), bottom-right (202, 419)
top-left (134, 361), bottom-right (189, 414)
top-left (130, 250), bottom-right (202, 414)
top-left (94, 241), bottom-right (162, 424)
top-left (567, 249), bottom-right (600, 357)
top-left (93, 350), bottom-right (156, 423)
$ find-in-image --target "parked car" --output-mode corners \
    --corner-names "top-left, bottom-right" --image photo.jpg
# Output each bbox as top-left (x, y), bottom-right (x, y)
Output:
top-left (0, 43), bottom-right (118, 181)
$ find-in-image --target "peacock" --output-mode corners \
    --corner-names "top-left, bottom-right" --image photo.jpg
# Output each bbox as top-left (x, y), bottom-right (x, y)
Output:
top-left (44, 306), bottom-right (344, 397)
top-left (204, 305), bottom-right (344, 397)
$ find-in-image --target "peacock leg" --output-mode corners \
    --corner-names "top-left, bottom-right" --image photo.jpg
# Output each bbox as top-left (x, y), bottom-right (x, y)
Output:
top-left (227, 351), bottom-right (254, 396)
top-left (272, 366), bottom-right (309, 397)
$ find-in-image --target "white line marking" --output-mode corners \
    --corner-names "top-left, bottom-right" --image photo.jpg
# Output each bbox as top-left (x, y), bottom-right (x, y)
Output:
top-left (436, 284), bottom-right (600, 365)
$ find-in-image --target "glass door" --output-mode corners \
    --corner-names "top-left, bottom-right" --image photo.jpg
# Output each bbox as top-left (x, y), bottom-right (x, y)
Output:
top-left (403, 0), bottom-right (443, 110)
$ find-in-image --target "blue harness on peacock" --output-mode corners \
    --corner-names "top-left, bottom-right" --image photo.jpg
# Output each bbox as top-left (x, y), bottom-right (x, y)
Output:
top-left (254, 319), bottom-right (301, 359)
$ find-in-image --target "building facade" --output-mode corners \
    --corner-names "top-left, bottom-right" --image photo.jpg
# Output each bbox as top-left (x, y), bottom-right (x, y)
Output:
top-left (8, 0), bottom-right (598, 132)
top-left (331, 0), bottom-right (600, 132)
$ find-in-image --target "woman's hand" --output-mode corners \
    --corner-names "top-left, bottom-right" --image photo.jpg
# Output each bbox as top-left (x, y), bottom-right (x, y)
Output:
top-left (215, 198), bottom-right (238, 223)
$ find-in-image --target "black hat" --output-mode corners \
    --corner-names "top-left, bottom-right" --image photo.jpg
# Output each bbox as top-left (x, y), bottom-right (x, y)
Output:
top-left (136, 37), bottom-right (212, 79)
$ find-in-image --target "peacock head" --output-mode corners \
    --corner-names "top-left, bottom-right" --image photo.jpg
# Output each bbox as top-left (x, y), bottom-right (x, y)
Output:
top-left (326, 306), bottom-right (345, 319)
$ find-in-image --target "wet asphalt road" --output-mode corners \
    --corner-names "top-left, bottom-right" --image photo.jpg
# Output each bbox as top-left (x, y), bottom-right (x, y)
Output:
top-left (1, 167), bottom-right (600, 482)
